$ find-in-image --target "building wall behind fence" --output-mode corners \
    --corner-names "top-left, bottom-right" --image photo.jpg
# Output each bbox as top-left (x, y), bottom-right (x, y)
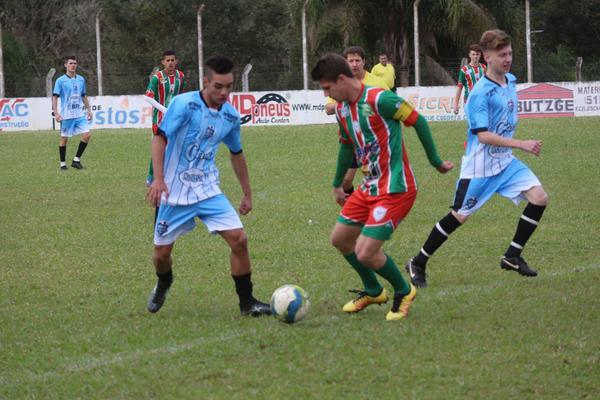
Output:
top-left (2, 81), bottom-right (600, 132)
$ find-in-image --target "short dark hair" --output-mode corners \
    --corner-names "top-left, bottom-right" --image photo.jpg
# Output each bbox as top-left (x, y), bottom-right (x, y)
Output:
top-left (162, 50), bottom-right (176, 58)
top-left (63, 55), bottom-right (77, 63)
top-left (342, 46), bottom-right (365, 60)
top-left (311, 54), bottom-right (353, 82)
top-left (480, 30), bottom-right (511, 52)
top-left (468, 44), bottom-right (482, 54)
top-left (205, 55), bottom-right (234, 76)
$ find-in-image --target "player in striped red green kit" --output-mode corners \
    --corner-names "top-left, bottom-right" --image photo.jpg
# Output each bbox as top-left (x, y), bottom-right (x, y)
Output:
top-left (311, 54), bottom-right (454, 321)
top-left (453, 44), bottom-right (486, 115)
top-left (145, 50), bottom-right (185, 185)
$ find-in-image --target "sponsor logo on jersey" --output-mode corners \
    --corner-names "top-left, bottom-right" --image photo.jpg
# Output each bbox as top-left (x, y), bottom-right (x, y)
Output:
top-left (179, 168), bottom-right (206, 188)
top-left (205, 125), bottom-right (215, 138)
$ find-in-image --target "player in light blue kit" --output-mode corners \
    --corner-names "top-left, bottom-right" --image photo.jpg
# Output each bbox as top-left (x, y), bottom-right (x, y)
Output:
top-left (405, 29), bottom-right (549, 287)
top-left (52, 55), bottom-right (93, 170)
top-left (145, 55), bottom-right (271, 316)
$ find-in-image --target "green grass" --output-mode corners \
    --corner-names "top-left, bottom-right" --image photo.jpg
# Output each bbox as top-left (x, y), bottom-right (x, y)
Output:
top-left (1, 118), bottom-right (599, 399)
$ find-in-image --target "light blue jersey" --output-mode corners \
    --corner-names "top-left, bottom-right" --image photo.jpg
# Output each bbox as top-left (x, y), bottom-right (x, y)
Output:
top-left (158, 91), bottom-right (242, 206)
top-left (461, 73), bottom-right (518, 178)
top-left (53, 74), bottom-right (87, 120)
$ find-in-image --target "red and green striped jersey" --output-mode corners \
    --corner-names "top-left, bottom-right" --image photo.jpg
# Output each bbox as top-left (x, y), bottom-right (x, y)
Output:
top-left (145, 69), bottom-right (185, 133)
top-left (335, 85), bottom-right (421, 196)
top-left (457, 63), bottom-right (486, 102)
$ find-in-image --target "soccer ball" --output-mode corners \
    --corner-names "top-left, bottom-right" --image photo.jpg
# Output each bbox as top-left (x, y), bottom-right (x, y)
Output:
top-left (270, 284), bottom-right (310, 323)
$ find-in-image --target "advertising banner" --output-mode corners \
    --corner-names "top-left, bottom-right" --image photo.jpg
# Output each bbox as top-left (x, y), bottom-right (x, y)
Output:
top-left (1, 81), bottom-right (599, 132)
top-left (0, 97), bottom-right (52, 131)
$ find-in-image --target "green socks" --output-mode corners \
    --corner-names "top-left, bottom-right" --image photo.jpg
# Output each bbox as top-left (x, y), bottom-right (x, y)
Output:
top-left (374, 254), bottom-right (410, 294)
top-left (343, 253), bottom-right (383, 296)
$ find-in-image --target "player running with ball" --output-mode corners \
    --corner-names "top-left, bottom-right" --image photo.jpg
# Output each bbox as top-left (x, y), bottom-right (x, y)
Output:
top-left (312, 54), bottom-right (453, 321)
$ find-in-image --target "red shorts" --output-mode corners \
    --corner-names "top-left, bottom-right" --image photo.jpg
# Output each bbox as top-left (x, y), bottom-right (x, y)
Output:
top-left (338, 189), bottom-right (417, 240)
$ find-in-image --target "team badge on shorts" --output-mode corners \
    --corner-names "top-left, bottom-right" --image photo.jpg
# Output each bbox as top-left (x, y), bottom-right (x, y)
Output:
top-left (156, 221), bottom-right (169, 236)
top-left (466, 197), bottom-right (478, 209)
top-left (373, 206), bottom-right (388, 222)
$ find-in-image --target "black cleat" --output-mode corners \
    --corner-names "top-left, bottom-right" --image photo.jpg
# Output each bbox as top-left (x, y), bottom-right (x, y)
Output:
top-left (71, 160), bottom-right (84, 169)
top-left (240, 299), bottom-right (272, 317)
top-left (147, 282), bottom-right (171, 313)
top-left (60, 165), bottom-right (68, 170)
top-left (405, 258), bottom-right (428, 288)
top-left (500, 256), bottom-right (538, 277)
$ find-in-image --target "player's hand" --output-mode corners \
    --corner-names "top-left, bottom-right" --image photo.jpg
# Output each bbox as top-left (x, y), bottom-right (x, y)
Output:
top-left (86, 110), bottom-right (93, 121)
top-left (436, 160), bottom-right (454, 174)
top-left (333, 187), bottom-right (347, 207)
top-left (239, 195), bottom-right (252, 215)
top-left (146, 179), bottom-right (168, 207)
top-left (54, 113), bottom-right (62, 122)
top-left (520, 140), bottom-right (542, 156)
top-left (453, 106), bottom-right (459, 115)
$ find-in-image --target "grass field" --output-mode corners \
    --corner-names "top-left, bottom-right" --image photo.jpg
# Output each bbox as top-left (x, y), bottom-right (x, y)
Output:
top-left (1, 117), bottom-right (599, 399)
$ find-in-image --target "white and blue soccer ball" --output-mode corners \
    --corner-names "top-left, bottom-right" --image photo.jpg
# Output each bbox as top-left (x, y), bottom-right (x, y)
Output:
top-left (270, 284), bottom-right (310, 323)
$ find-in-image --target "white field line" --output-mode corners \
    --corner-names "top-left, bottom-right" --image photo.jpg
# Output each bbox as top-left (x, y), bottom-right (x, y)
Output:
top-left (2, 264), bottom-right (598, 388)
top-left (423, 263), bottom-right (600, 300)
top-left (1, 330), bottom-right (250, 387)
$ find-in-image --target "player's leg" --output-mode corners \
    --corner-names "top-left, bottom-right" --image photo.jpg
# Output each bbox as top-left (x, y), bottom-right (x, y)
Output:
top-left (499, 162), bottom-right (547, 276)
top-left (148, 243), bottom-right (175, 313)
top-left (147, 203), bottom-right (197, 313)
top-left (331, 191), bottom-right (387, 312)
top-left (59, 136), bottom-right (68, 170)
top-left (356, 191), bottom-right (417, 320)
top-left (355, 235), bottom-right (415, 321)
top-left (59, 121), bottom-right (72, 170)
top-left (406, 179), bottom-right (474, 287)
top-left (71, 118), bottom-right (91, 169)
top-left (200, 194), bottom-right (270, 316)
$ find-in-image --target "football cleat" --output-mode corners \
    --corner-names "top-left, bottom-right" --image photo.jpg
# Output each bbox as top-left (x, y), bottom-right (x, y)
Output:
top-left (342, 288), bottom-right (389, 313)
top-left (405, 258), bottom-right (428, 288)
top-left (60, 165), bottom-right (68, 170)
top-left (386, 284), bottom-right (417, 321)
top-left (147, 282), bottom-right (171, 313)
top-left (500, 256), bottom-right (538, 277)
top-left (240, 299), bottom-right (272, 316)
top-left (71, 160), bottom-right (84, 169)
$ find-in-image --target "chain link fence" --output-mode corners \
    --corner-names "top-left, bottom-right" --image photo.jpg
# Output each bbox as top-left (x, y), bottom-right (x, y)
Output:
top-left (5, 56), bottom-right (600, 98)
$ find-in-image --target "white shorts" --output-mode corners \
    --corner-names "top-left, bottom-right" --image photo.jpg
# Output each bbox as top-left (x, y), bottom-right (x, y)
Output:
top-left (153, 194), bottom-right (243, 245)
top-left (60, 116), bottom-right (90, 137)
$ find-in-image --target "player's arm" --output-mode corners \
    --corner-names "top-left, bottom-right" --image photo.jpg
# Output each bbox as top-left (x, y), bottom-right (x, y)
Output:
top-left (230, 151), bottom-right (252, 215)
top-left (52, 80), bottom-right (62, 122)
top-left (146, 133), bottom-right (168, 207)
top-left (380, 92), bottom-right (452, 173)
top-left (144, 96), bottom-right (168, 114)
top-left (477, 130), bottom-right (542, 156)
top-left (82, 93), bottom-right (92, 121)
top-left (453, 85), bottom-right (462, 115)
top-left (51, 95), bottom-right (61, 122)
top-left (325, 97), bottom-right (336, 115)
top-left (453, 71), bottom-right (465, 114)
top-left (468, 91), bottom-right (542, 156)
top-left (223, 119), bottom-right (252, 215)
top-left (332, 142), bottom-right (355, 206)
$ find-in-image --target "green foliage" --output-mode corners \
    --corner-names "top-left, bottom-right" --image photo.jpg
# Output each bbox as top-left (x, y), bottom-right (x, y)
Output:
top-left (533, 45), bottom-right (577, 82)
top-left (1, 118), bottom-right (599, 398)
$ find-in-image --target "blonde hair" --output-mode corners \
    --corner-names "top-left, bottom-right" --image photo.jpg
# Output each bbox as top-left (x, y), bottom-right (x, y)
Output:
top-left (480, 29), bottom-right (511, 52)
